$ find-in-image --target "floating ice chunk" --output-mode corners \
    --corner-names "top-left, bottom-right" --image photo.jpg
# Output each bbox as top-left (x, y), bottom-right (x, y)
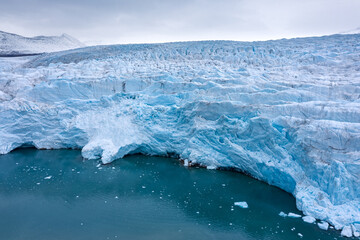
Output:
top-left (317, 221), bottom-right (329, 230)
top-left (341, 225), bottom-right (353, 238)
top-left (234, 201), bottom-right (248, 208)
top-left (206, 165), bottom-right (217, 170)
top-left (44, 176), bottom-right (52, 180)
top-left (279, 211), bottom-right (287, 217)
top-left (302, 215), bottom-right (316, 224)
top-left (288, 213), bottom-right (301, 218)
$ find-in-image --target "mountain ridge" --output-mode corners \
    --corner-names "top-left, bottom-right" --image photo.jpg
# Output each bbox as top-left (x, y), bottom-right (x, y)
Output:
top-left (0, 30), bottom-right (85, 55)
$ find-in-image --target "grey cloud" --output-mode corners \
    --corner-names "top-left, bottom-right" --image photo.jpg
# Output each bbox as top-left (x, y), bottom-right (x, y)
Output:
top-left (0, 0), bottom-right (359, 44)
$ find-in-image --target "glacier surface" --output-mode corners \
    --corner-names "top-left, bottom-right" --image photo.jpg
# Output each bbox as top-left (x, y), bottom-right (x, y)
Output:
top-left (0, 34), bottom-right (360, 235)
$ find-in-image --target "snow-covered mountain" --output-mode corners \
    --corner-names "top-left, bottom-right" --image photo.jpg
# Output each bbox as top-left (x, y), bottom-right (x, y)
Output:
top-left (0, 34), bottom-right (360, 237)
top-left (339, 27), bottom-right (360, 35)
top-left (0, 31), bottom-right (85, 55)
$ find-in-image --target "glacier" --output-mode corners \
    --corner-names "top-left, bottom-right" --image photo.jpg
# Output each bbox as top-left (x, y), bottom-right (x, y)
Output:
top-left (0, 34), bottom-right (360, 236)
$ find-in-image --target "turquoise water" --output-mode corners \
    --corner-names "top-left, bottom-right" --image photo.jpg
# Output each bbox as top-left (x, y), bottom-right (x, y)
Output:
top-left (0, 149), bottom-right (343, 240)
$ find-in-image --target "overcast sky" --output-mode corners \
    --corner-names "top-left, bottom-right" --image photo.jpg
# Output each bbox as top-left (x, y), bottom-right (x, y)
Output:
top-left (0, 0), bottom-right (359, 45)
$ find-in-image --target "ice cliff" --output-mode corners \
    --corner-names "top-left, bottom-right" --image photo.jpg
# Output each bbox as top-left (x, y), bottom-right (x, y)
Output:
top-left (0, 34), bottom-right (359, 236)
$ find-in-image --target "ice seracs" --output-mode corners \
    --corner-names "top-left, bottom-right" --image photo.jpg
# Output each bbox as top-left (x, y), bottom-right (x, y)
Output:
top-left (0, 33), bottom-right (359, 236)
top-left (352, 224), bottom-right (360, 238)
top-left (340, 224), bottom-right (360, 238)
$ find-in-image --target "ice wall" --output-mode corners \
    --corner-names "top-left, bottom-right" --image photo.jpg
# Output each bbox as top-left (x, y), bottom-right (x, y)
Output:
top-left (0, 34), bottom-right (360, 236)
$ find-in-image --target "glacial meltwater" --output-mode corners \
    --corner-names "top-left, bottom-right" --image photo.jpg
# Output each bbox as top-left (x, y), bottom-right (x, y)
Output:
top-left (0, 149), bottom-right (344, 240)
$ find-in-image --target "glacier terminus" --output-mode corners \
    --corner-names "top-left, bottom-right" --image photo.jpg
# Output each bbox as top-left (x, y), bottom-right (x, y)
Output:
top-left (0, 34), bottom-right (359, 237)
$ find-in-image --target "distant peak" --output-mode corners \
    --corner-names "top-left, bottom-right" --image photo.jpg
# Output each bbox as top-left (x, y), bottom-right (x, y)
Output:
top-left (338, 27), bottom-right (360, 35)
top-left (0, 30), bottom-right (85, 54)
top-left (61, 33), bottom-right (72, 39)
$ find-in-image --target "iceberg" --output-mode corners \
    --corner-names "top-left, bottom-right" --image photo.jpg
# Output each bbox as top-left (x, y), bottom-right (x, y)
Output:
top-left (302, 215), bottom-right (316, 224)
top-left (234, 202), bottom-right (249, 209)
top-left (341, 226), bottom-right (353, 238)
top-left (317, 221), bottom-right (329, 231)
top-left (288, 213), bottom-right (302, 218)
top-left (279, 211), bottom-right (287, 218)
top-left (0, 34), bottom-right (359, 235)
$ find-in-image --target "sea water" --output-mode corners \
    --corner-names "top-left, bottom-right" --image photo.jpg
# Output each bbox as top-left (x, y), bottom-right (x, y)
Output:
top-left (0, 149), bottom-right (344, 240)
